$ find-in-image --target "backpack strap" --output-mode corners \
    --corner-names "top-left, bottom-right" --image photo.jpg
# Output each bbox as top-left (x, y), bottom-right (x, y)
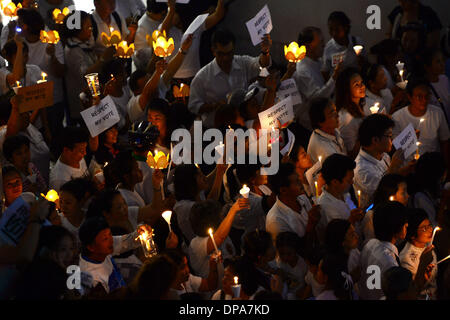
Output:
top-left (112, 11), bottom-right (123, 35)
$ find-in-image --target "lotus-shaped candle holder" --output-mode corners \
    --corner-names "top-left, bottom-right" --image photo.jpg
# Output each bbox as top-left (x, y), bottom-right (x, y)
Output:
top-left (2, 1), bottom-right (21, 17)
top-left (147, 30), bottom-right (174, 58)
top-left (101, 30), bottom-right (122, 47)
top-left (41, 190), bottom-right (59, 203)
top-left (40, 30), bottom-right (60, 44)
top-left (147, 150), bottom-right (169, 169)
top-left (173, 83), bottom-right (190, 98)
top-left (284, 42), bottom-right (306, 63)
top-left (116, 41), bottom-right (135, 58)
top-left (52, 7), bottom-right (70, 24)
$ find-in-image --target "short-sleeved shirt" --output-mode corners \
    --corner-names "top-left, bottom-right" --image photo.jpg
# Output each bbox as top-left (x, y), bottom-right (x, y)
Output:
top-left (307, 129), bottom-right (346, 164)
top-left (321, 35), bottom-right (365, 76)
top-left (338, 108), bottom-right (364, 154)
top-left (49, 158), bottom-right (89, 191)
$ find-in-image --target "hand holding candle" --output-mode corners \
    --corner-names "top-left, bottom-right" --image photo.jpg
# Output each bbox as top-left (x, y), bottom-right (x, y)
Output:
top-left (370, 102), bottom-right (380, 114)
top-left (239, 184), bottom-right (250, 198)
top-left (37, 72), bottom-right (47, 84)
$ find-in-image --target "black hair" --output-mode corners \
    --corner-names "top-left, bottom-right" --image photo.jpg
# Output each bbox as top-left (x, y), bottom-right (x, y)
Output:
top-left (362, 63), bottom-right (382, 88)
top-left (373, 201), bottom-right (408, 242)
top-left (405, 208), bottom-right (429, 243)
top-left (233, 255), bottom-right (261, 296)
top-left (99, 58), bottom-right (126, 85)
top-left (335, 67), bottom-right (365, 118)
top-left (78, 216), bottom-right (110, 255)
top-left (327, 11), bottom-right (351, 29)
top-left (17, 8), bottom-right (45, 36)
top-left (305, 245), bottom-right (325, 266)
top-left (62, 11), bottom-right (90, 39)
top-left (406, 77), bottom-right (430, 96)
top-left (38, 225), bottom-right (74, 254)
top-left (60, 126), bottom-right (89, 150)
top-left (86, 189), bottom-right (121, 219)
top-left (373, 174), bottom-right (407, 206)
top-left (320, 253), bottom-right (353, 300)
top-left (146, 0), bottom-right (167, 14)
top-left (370, 39), bottom-right (401, 66)
top-left (145, 98), bottom-right (170, 120)
top-left (104, 150), bottom-right (137, 188)
top-left (2, 165), bottom-right (21, 179)
top-left (189, 200), bottom-right (223, 237)
top-left (242, 230), bottom-right (273, 264)
top-left (358, 114), bottom-right (395, 147)
top-left (2, 135), bottom-right (30, 161)
top-left (211, 29), bottom-right (235, 47)
top-left (309, 97), bottom-right (332, 130)
top-left (382, 266), bottom-right (414, 300)
top-left (325, 219), bottom-right (351, 255)
top-left (408, 152), bottom-right (446, 199)
top-left (298, 26), bottom-right (321, 47)
top-left (268, 162), bottom-right (296, 196)
top-left (163, 248), bottom-right (187, 266)
top-left (275, 231), bottom-right (301, 252)
top-left (2, 39), bottom-right (29, 60)
top-left (321, 154), bottom-right (355, 185)
top-left (174, 164), bottom-right (199, 201)
top-left (60, 178), bottom-right (95, 202)
top-left (129, 69), bottom-right (148, 93)
top-left (214, 104), bottom-right (240, 129)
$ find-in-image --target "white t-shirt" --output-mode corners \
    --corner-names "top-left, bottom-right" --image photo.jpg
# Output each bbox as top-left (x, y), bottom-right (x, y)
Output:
top-left (127, 94), bottom-right (146, 123)
top-left (134, 160), bottom-right (154, 206)
top-left (119, 188), bottom-right (145, 208)
top-left (0, 64), bottom-right (42, 94)
top-left (49, 158), bottom-right (89, 191)
top-left (110, 87), bottom-right (132, 130)
top-left (338, 109), bottom-right (364, 154)
top-left (392, 105), bottom-right (450, 156)
top-left (92, 10), bottom-right (129, 54)
top-left (305, 270), bottom-right (325, 297)
top-left (275, 255), bottom-right (308, 299)
top-left (173, 200), bottom-right (196, 245)
top-left (307, 129), bottom-right (346, 164)
top-left (364, 88), bottom-right (393, 116)
top-left (321, 35), bottom-right (365, 75)
top-left (38, 0), bottom-right (75, 27)
top-left (133, 14), bottom-right (161, 71)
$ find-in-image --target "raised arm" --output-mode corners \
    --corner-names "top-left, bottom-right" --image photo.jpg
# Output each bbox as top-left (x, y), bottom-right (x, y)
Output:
top-left (161, 34), bottom-right (193, 86)
top-left (204, 0), bottom-right (225, 30)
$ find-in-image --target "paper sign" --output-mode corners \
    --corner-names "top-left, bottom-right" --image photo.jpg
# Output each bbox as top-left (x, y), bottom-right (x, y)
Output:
top-left (392, 123), bottom-right (418, 159)
top-left (276, 79), bottom-right (302, 106)
top-left (305, 160), bottom-right (322, 195)
top-left (81, 95), bottom-right (120, 137)
top-left (258, 96), bottom-right (294, 129)
top-left (16, 81), bottom-right (54, 113)
top-left (156, 0), bottom-right (190, 3)
top-left (280, 129), bottom-right (295, 156)
top-left (245, 4), bottom-right (272, 46)
top-left (182, 13), bottom-right (208, 41)
top-left (0, 196), bottom-right (30, 246)
top-left (332, 51), bottom-right (346, 67)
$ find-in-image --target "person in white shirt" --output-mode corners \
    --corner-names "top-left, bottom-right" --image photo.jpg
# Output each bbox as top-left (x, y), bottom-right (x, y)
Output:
top-left (115, 0), bottom-right (146, 22)
top-left (321, 11), bottom-right (366, 81)
top-left (307, 97), bottom-right (346, 164)
top-left (0, 0), bottom-right (37, 50)
top-left (188, 28), bottom-right (272, 128)
top-left (293, 26), bottom-right (341, 130)
top-left (424, 48), bottom-right (450, 127)
top-left (316, 154), bottom-right (364, 244)
top-left (188, 198), bottom-right (249, 278)
top-left (399, 209), bottom-right (438, 299)
top-left (359, 201), bottom-right (408, 300)
top-left (335, 67), bottom-right (366, 157)
top-left (266, 162), bottom-right (321, 243)
top-left (211, 258), bottom-right (237, 300)
top-left (354, 114), bottom-right (405, 209)
top-left (49, 127), bottom-right (90, 191)
top-left (0, 37), bottom-right (25, 96)
top-left (392, 77), bottom-right (450, 164)
top-left (91, 0), bottom-right (136, 55)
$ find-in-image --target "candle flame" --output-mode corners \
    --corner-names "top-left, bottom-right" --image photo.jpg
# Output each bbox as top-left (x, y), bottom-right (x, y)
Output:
top-left (195, 163), bottom-right (199, 169)
top-left (318, 156), bottom-right (322, 163)
top-left (41, 72), bottom-right (47, 81)
top-left (41, 190), bottom-right (59, 202)
top-left (357, 190), bottom-right (361, 196)
top-left (420, 118), bottom-right (425, 123)
top-left (109, 27), bottom-right (114, 33)
top-left (208, 228), bottom-right (213, 236)
top-left (389, 196), bottom-right (395, 201)
top-left (234, 276), bottom-right (239, 285)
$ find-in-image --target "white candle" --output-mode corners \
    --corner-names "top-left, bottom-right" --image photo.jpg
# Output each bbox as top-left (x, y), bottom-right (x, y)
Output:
top-left (437, 254), bottom-right (450, 265)
top-left (396, 61), bottom-right (404, 72)
top-left (415, 142), bottom-right (421, 160)
top-left (353, 45), bottom-right (363, 56)
top-left (315, 181), bottom-right (319, 199)
top-left (37, 72), bottom-right (47, 84)
top-left (208, 228), bottom-right (219, 255)
top-left (431, 227), bottom-right (441, 244)
top-left (239, 184), bottom-right (250, 198)
top-left (162, 210), bottom-right (172, 233)
top-left (370, 102), bottom-right (380, 114)
top-left (357, 190), bottom-right (361, 207)
top-left (318, 155), bottom-right (322, 164)
top-left (399, 70), bottom-right (404, 82)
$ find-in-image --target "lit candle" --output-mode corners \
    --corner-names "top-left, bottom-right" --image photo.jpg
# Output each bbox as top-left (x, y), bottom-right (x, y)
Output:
top-left (431, 226), bottom-right (441, 244)
top-left (231, 276), bottom-right (241, 298)
top-left (399, 70), bottom-right (404, 82)
top-left (418, 118), bottom-right (425, 132)
top-left (109, 26), bottom-right (114, 35)
top-left (137, 228), bottom-right (157, 258)
top-left (437, 254), bottom-right (450, 265)
top-left (15, 81), bottom-right (21, 88)
top-left (415, 142), bottom-right (421, 160)
top-left (37, 72), bottom-right (47, 84)
top-left (353, 45), bottom-right (363, 56)
top-left (315, 181), bottom-right (319, 199)
top-left (396, 61), bottom-right (404, 72)
top-left (85, 73), bottom-right (100, 97)
top-left (208, 228), bottom-right (220, 255)
top-left (41, 190), bottom-right (59, 202)
top-left (370, 102), bottom-right (380, 114)
top-left (162, 210), bottom-right (172, 233)
top-left (318, 155), bottom-right (322, 164)
top-left (239, 184), bottom-right (250, 198)
top-left (195, 163), bottom-right (200, 169)
top-left (357, 190), bottom-right (361, 207)
top-left (389, 196), bottom-right (395, 201)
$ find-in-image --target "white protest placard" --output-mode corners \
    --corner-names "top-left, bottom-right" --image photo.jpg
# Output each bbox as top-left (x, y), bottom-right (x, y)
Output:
top-left (245, 4), bottom-right (272, 46)
top-left (305, 160), bottom-right (322, 195)
top-left (392, 123), bottom-right (418, 159)
top-left (182, 13), bottom-right (208, 41)
top-left (81, 95), bottom-right (120, 137)
top-left (258, 96), bottom-right (294, 129)
top-left (0, 196), bottom-right (30, 246)
top-left (332, 51), bottom-right (346, 67)
top-left (156, 0), bottom-right (190, 3)
top-left (276, 79), bottom-right (302, 106)
top-left (280, 129), bottom-right (295, 156)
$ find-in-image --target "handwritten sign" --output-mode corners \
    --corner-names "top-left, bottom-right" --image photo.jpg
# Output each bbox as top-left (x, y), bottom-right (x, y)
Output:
top-left (276, 79), bottom-right (302, 106)
top-left (305, 160), bottom-right (322, 196)
top-left (245, 4), bottom-right (272, 46)
top-left (331, 51), bottom-right (346, 67)
top-left (0, 196), bottom-right (30, 246)
top-left (16, 81), bottom-right (54, 113)
top-left (392, 123), bottom-right (417, 159)
top-left (182, 13), bottom-right (208, 41)
top-left (258, 96), bottom-right (294, 129)
top-left (81, 95), bottom-right (120, 137)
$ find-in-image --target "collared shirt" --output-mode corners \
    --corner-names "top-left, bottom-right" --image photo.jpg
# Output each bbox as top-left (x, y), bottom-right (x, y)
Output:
top-left (188, 55), bottom-right (263, 128)
top-left (321, 34), bottom-right (365, 75)
top-left (354, 149), bottom-right (391, 209)
top-left (232, 191), bottom-right (266, 233)
top-left (316, 189), bottom-right (357, 244)
top-left (49, 158), bottom-right (89, 191)
top-left (115, 0), bottom-right (146, 20)
top-left (364, 89), bottom-right (393, 116)
top-left (359, 239), bottom-right (400, 300)
top-left (293, 56), bottom-right (335, 130)
top-left (392, 105), bottom-right (450, 158)
top-left (173, 200), bottom-right (197, 244)
top-left (338, 109), bottom-right (363, 154)
top-left (92, 10), bottom-right (128, 54)
top-left (307, 129), bottom-right (346, 164)
top-left (118, 188), bottom-right (146, 208)
top-left (266, 197), bottom-right (309, 242)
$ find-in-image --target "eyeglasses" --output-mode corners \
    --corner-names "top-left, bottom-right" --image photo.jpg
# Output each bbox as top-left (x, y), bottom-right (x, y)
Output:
top-left (419, 224), bottom-right (433, 233)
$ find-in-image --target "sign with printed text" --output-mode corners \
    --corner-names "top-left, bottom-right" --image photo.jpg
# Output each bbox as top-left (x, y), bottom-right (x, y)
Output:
top-left (392, 123), bottom-right (418, 159)
top-left (245, 4), bottom-right (273, 46)
top-left (16, 81), bottom-right (54, 113)
top-left (258, 96), bottom-right (294, 129)
top-left (182, 13), bottom-right (208, 41)
top-left (331, 51), bottom-right (346, 67)
top-left (81, 95), bottom-right (120, 137)
top-left (0, 196), bottom-right (30, 246)
top-left (276, 79), bottom-right (302, 106)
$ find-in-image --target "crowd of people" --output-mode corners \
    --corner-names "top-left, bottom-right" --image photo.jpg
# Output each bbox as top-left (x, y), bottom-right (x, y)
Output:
top-left (0, 0), bottom-right (449, 301)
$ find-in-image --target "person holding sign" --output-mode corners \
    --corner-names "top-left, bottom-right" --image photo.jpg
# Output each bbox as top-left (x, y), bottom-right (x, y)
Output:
top-left (188, 28), bottom-right (272, 128)
top-left (354, 114), bottom-right (408, 209)
top-left (307, 97), bottom-right (346, 164)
